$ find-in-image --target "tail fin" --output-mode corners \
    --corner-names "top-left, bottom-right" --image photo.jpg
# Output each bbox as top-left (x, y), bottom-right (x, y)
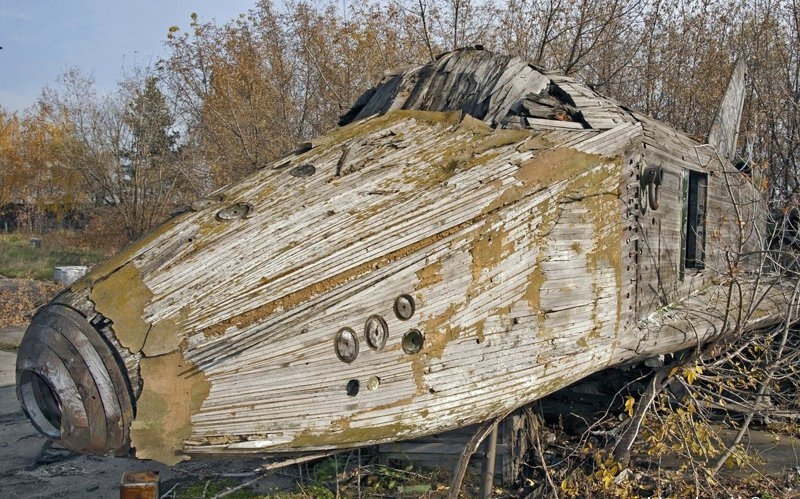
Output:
top-left (707, 59), bottom-right (747, 161)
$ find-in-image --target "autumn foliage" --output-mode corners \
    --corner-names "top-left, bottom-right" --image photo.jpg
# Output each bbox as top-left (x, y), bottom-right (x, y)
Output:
top-left (1, 0), bottom-right (799, 242)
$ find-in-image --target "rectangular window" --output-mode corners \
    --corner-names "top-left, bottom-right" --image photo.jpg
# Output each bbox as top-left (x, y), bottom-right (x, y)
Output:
top-left (685, 171), bottom-right (707, 269)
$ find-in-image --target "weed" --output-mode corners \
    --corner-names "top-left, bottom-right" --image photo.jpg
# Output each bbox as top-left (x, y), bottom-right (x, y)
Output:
top-left (0, 341), bottom-right (18, 352)
top-left (170, 478), bottom-right (262, 498)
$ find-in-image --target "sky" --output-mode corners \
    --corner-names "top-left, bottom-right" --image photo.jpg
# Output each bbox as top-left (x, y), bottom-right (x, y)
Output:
top-left (0, 0), bottom-right (256, 114)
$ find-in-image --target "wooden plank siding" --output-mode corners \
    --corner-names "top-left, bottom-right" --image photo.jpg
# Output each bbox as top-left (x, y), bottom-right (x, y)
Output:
top-left (26, 48), bottom-right (790, 467)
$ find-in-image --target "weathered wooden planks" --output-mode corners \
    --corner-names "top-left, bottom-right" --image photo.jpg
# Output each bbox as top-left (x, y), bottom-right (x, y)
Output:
top-left (19, 48), bottom-right (793, 468)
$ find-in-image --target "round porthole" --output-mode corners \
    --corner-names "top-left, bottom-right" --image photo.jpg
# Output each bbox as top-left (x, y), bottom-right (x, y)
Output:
top-left (334, 328), bottom-right (359, 363)
top-left (364, 315), bottom-right (389, 350)
top-left (394, 294), bottom-right (415, 321)
top-left (402, 329), bottom-right (424, 354)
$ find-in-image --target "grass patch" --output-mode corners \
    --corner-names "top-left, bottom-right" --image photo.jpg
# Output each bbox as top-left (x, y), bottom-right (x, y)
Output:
top-left (0, 232), bottom-right (108, 280)
top-left (171, 478), bottom-right (261, 498)
top-left (0, 341), bottom-right (18, 352)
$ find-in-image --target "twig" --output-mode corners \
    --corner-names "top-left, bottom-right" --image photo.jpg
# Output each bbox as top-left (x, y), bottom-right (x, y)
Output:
top-left (532, 419), bottom-right (558, 499)
top-left (448, 411), bottom-right (512, 499)
top-left (209, 451), bottom-right (339, 499)
top-left (159, 482), bottom-right (180, 499)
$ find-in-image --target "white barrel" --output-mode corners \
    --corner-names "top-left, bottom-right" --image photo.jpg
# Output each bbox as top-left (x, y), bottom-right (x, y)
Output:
top-left (54, 266), bottom-right (89, 286)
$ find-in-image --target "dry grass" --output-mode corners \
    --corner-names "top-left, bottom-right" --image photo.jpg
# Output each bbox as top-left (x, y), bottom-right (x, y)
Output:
top-left (0, 232), bottom-right (109, 281)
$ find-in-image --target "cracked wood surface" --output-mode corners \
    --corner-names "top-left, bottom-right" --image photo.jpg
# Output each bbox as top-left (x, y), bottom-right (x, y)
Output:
top-left (34, 49), bottom-right (792, 464)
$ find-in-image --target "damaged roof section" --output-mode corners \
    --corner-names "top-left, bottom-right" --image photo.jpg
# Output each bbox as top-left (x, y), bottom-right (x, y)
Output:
top-left (339, 47), bottom-right (634, 131)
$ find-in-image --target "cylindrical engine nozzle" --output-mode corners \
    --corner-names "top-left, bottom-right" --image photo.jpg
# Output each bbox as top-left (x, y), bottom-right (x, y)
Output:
top-left (16, 304), bottom-right (134, 456)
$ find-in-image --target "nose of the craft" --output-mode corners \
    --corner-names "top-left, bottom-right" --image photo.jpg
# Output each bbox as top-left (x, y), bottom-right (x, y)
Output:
top-left (16, 304), bottom-right (134, 456)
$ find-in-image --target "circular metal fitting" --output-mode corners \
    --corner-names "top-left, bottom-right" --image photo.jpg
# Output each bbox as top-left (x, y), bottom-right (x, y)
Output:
top-left (334, 327), bottom-right (359, 363)
top-left (402, 329), bottom-right (424, 354)
top-left (394, 294), bottom-right (416, 321)
top-left (364, 315), bottom-right (389, 351)
top-left (216, 203), bottom-right (252, 220)
top-left (290, 164), bottom-right (316, 177)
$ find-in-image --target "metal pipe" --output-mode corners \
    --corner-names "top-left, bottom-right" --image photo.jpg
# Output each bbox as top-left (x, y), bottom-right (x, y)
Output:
top-left (479, 422), bottom-right (499, 498)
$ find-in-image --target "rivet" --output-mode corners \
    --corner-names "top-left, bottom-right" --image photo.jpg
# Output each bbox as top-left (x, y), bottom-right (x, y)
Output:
top-left (367, 376), bottom-right (380, 391)
top-left (346, 379), bottom-right (360, 396)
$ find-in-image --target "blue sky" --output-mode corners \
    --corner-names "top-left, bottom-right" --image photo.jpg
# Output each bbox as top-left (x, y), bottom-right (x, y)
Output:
top-left (0, 0), bottom-right (256, 114)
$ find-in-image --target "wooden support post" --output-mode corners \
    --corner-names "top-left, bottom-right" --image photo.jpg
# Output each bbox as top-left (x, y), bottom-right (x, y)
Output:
top-left (479, 422), bottom-right (499, 499)
top-left (120, 470), bottom-right (160, 499)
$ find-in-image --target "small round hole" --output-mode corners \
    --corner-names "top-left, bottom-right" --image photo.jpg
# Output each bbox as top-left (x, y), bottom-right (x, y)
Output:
top-left (346, 379), bottom-right (360, 396)
top-left (402, 329), bottom-right (424, 354)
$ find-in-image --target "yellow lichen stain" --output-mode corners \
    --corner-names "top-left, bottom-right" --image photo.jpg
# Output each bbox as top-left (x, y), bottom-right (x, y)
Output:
top-left (404, 114), bottom-right (532, 189)
top-left (576, 336), bottom-right (589, 348)
top-left (571, 241), bottom-right (582, 254)
top-left (316, 109), bottom-right (464, 148)
top-left (89, 263), bottom-right (151, 352)
top-left (70, 214), bottom-right (189, 295)
top-left (524, 263), bottom-right (548, 334)
top-left (130, 352), bottom-right (211, 465)
top-left (579, 161), bottom-right (625, 340)
top-left (516, 135), bottom-right (554, 153)
top-left (480, 149), bottom-right (600, 217)
top-left (416, 260), bottom-right (443, 289)
top-left (421, 303), bottom-right (461, 354)
top-left (472, 129), bottom-right (533, 154)
top-left (520, 197), bottom-right (560, 338)
top-left (202, 221), bottom-right (473, 337)
top-left (404, 303), bottom-right (463, 395)
top-left (515, 148), bottom-right (599, 186)
top-left (143, 307), bottom-right (188, 357)
top-left (411, 356), bottom-right (426, 395)
top-left (470, 220), bottom-right (514, 284)
top-left (475, 319), bottom-right (486, 343)
top-left (368, 396), bottom-right (415, 414)
top-left (291, 417), bottom-right (418, 447)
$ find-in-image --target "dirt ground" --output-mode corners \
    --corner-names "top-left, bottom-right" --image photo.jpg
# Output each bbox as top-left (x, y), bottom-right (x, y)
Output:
top-left (0, 370), bottom-right (296, 498)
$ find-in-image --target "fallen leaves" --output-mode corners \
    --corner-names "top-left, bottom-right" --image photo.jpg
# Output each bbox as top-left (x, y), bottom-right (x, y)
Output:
top-left (0, 278), bottom-right (59, 328)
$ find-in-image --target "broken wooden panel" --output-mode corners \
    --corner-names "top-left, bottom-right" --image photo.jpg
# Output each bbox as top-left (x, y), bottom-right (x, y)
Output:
top-left (708, 60), bottom-right (747, 161)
